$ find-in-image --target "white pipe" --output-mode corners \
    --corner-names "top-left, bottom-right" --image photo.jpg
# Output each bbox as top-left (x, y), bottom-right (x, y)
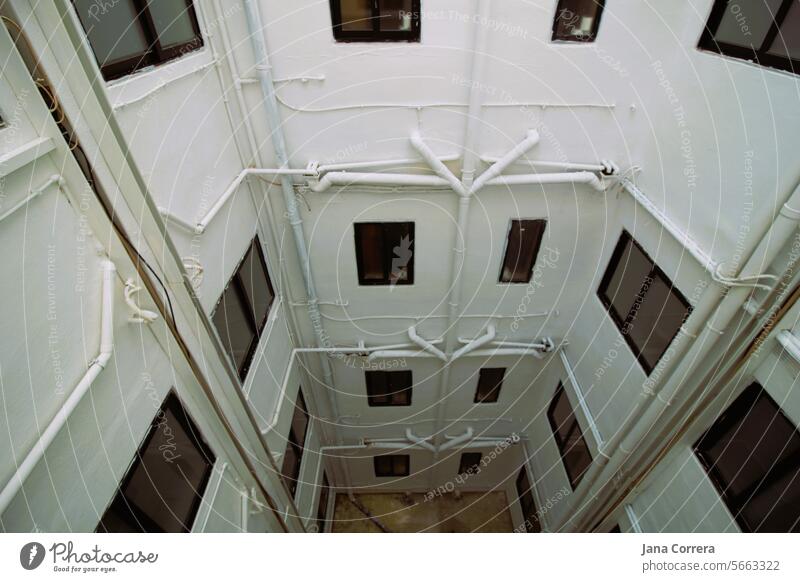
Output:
top-left (487, 171), bottom-right (606, 192)
top-left (620, 178), bottom-right (718, 276)
top-left (410, 131), bottom-right (467, 196)
top-left (480, 155), bottom-right (607, 173)
top-left (0, 174), bottom-right (63, 223)
top-left (123, 279), bottom-right (159, 323)
top-left (0, 259), bottom-right (115, 514)
top-left (460, 0), bottom-right (492, 188)
top-left (777, 330), bottom-right (800, 364)
top-left (316, 154), bottom-right (459, 174)
top-left (438, 427), bottom-right (475, 451)
top-left (559, 350), bottom-right (604, 448)
top-left (451, 324), bottom-right (496, 360)
top-left (309, 171), bottom-right (450, 193)
top-left (469, 347), bottom-right (545, 358)
top-left (405, 428), bottom-right (437, 452)
top-left (470, 130), bottom-right (540, 194)
top-left (562, 178), bottom-right (800, 532)
top-left (408, 326), bottom-right (447, 362)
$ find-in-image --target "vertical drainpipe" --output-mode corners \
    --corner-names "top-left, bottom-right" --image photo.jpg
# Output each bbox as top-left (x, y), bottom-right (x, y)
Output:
top-left (241, 0), bottom-right (352, 496)
top-left (429, 0), bottom-right (492, 482)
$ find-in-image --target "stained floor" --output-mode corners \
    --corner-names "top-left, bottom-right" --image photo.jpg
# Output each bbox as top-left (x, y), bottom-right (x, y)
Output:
top-left (331, 491), bottom-right (514, 533)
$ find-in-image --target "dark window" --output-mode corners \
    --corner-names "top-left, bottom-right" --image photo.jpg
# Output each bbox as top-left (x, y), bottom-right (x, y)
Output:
top-left (609, 524), bottom-right (622, 533)
top-left (281, 390), bottom-right (309, 497)
top-left (548, 382), bottom-right (593, 490)
top-left (474, 368), bottom-right (505, 403)
top-left (354, 222), bottom-right (414, 285)
top-left (73, 0), bottom-right (203, 81)
top-left (365, 370), bottom-right (412, 406)
top-left (330, 0), bottom-right (420, 42)
top-left (516, 468), bottom-right (542, 533)
top-left (598, 231), bottom-right (693, 375)
top-left (695, 382), bottom-right (800, 532)
top-left (499, 219), bottom-right (546, 283)
top-left (699, 0), bottom-right (800, 75)
top-left (552, 0), bottom-right (605, 42)
top-left (97, 392), bottom-right (215, 532)
top-left (212, 238), bottom-right (275, 381)
top-left (374, 454), bottom-right (410, 477)
top-left (316, 472), bottom-right (330, 533)
top-left (458, 452), bottom-right (483, 475)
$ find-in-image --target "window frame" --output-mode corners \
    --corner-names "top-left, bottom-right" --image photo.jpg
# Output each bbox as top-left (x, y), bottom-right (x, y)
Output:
top-left (281, 390), bottom-right (310, 498)
top-left (515, 467), bottom-right (542, 533)
top-left (373, 454), bottom-right (410, 477)
top-left (474, 367), bottom-right (505, 403)
top-left (329, 0), bottom-right (421, 43)
top-left (73, 0), bottom-right (204, 81)
top-left (499, 219), bottom-right (547, 284)
top-left (458, 452), bottom-right (483, 475)
top-left (597, 230), bottom-right (693, 375)
top-left (96, 390), bottom-right (216, 532)
top-left (694, 382), bottom-right (800, 532)
top-left (551, 0), bottom-right (606, 43)
top-left (698, 0), bottom-right (799, 75)
top-left (212, 237), bottom-right (275, 381)
top-left (365, 370), bottom-right (413, 407)
top-left (547, 381), bottom-right (593, 491)
top-left (316, 472), bottom-right (330, 532)
top-left (354, 221), bottom-right (415, 286)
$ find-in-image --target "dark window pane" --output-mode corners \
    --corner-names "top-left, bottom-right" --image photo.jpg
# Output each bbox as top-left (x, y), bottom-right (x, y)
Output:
top-left (374, 454), bottom-right (410, 477)
top-left (769, 0), bottom-right (800, 58)
top-left (97, 392), bottom-right (215, 532)
top-left (500, 219), bottom-right (546, 283)
top-left (516, 468), bottom-right (541, 533)
top-left (598, 231), bottom-right (692, 375)
top-left (331, 0), bottom-right (420, 41)
top-left (366, 370), bottom-right (412, 406)
top-left (74, 0), bottom-right (150, 65)
top-left (458, 452), bottom-right (483, 475)
top-left (281, 440), bottom-right (302, 496)
top-left (240, 241), bottom-right (274, 332)
top-left (212, 288), bottom-right (253, 371)
top-left (699, 0), bottom-right (800, 75)
top-left (602, 236), bottom-right (652, 319)
top-left (146, 0), bottom-right (198, 48)
top-left (548, 382), bottom-right (593, 490)
top-left (695, 383), bottom-right (800, 532)
top-left (354, 222), bottom-right (414, 285)
top-left (355, 223), bottom-right (386, 282)
top-left (316, 473), bottom-right (330, 532)
top-left (378, 0), bottom-right (414, 31)
top-left (212, 237), bottom-right (275, 380)
top-left (290, 390), bottom-right (309, 449)
top-left (714, 0), bottom-right (782, 49)
top-left (626, 274), bottom-right (690, 371)
top-left (475, 368), bottom-right (504, 403)
top-left (340, 0), bottom-right (374, 31)
top-left (552, 0), bottom-right (605, 42)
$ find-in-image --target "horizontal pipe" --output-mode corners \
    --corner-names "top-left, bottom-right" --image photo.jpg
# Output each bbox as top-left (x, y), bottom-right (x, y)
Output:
top-left (480, 155), bottom-right (607, 173)
top-left (438, 427), bottom-right (475, 451)
top-left (410, 131), bottom-right (467, 196)
top-left (451, 324), bottom-right (496, 360)
top-left (316, 154), bottom-right (459, 174)
top-left (0, 174), bottom-right (63, 223)
top-left (486, 171), bottom-right (606, 192)
top-left (408, 326), bottom-right (447, 361)
top-left (471, 130), bottom-right (540, 194)
top-left (0, 259), bottom-right (116, 514)
top-left (310, 171), bottom-right (450, 192)
top-left (405, 428), bottom-right (437, 452)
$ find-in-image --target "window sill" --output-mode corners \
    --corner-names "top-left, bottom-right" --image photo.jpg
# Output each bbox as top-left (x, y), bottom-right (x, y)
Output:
top-left (106, 48), bottom-right (213, 108)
